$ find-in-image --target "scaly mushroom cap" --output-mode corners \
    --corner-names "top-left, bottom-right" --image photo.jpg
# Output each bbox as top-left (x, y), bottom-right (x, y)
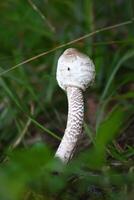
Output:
top-left (56, 48), bottom-right (95, 91)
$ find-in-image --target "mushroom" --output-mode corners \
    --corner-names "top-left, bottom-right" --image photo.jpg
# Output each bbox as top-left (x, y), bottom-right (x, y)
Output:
top-left (55, 48), bottom-right (95, 163)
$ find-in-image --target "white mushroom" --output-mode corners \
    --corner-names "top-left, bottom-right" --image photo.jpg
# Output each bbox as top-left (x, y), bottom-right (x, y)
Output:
top-left (55, 48), bottom-right (95, 163)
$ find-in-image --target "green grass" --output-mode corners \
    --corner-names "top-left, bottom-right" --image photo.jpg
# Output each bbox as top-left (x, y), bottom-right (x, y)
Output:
top-left (0, 0), bottom-right (134, 199)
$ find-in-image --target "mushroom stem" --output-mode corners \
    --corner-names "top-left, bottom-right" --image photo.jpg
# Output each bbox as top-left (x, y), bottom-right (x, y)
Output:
top-left (55, 86), bottom-right (84, 163)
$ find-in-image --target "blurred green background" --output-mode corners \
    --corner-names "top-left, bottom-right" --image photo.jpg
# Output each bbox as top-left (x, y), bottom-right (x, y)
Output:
top-left (0, 0), bottom-right (134, 199)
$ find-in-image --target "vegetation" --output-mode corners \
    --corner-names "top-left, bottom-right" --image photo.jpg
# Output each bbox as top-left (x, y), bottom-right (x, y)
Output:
top-left (0, 0), bottom-right (134, 199)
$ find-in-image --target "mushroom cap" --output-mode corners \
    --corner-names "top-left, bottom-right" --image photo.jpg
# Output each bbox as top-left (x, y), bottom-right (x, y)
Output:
top-left (56, 48), bottom-right (95, 91)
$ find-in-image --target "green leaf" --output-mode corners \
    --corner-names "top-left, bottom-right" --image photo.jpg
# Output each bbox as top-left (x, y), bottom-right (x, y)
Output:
top-left (101, 50), bottom-right (134, 101)
top-left (86, 106), bottom-right (129, 168)
top-left (96, 106), bottom-right (126, 147)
